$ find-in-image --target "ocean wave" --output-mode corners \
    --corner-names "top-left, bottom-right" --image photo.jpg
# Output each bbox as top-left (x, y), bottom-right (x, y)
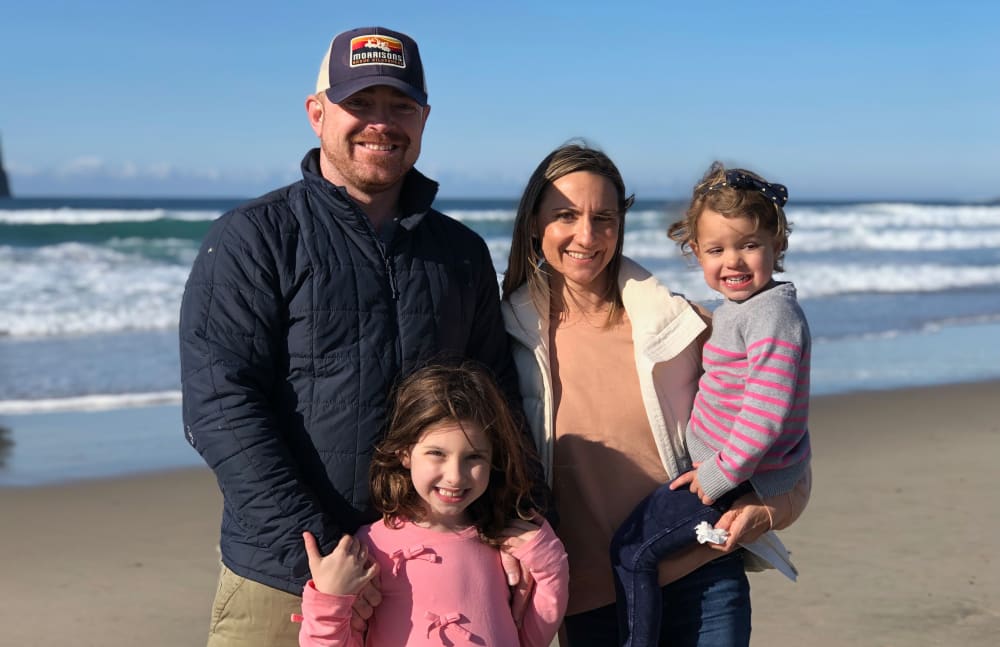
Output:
top-left (445, 209), bottom-right (517, 222)
top-left (790, 203), bottom-right (1000, 228)
top-left (3, 198), bottom-right (1000, 339)
top-left (0, 243), bottom-right (188, 337)
top-left (617, 225), bottom-right (1000, 255)
top-left (0, 208), bottom-right (220, 225)
top-left (5, 258), bottom-right (996, 339)
top-left (0, 390), bottom-right (182, 415)
top-left (654, 262), bottom-right (1000, 302)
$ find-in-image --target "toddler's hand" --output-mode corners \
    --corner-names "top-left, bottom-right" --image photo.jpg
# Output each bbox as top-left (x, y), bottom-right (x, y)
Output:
top-left (303, 531), bottom-right (379, 596)
top-left (669, 467), bottom-right (714, 505)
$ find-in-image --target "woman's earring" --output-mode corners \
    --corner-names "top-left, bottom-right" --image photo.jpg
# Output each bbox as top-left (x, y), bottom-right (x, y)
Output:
top-left (532, 237), bottom-right (546, 269)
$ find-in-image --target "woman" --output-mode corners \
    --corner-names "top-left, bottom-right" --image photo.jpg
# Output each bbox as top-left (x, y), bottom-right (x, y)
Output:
top-left (501, 143), bottom-right (810, 646)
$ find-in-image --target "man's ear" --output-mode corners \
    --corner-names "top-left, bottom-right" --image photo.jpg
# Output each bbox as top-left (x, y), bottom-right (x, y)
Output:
top-left (306, 94), bottom-right (324, 136)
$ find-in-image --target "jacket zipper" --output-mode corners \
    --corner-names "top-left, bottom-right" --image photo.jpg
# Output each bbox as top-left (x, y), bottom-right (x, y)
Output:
top-left (356, 209), bottom-right (402, 367)
top-left (382, 251), bottom-right (398, 300)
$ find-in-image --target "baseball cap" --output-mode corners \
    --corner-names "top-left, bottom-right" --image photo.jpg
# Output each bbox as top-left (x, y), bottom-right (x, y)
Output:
top-left (315, 26), bottom-right (427, 106)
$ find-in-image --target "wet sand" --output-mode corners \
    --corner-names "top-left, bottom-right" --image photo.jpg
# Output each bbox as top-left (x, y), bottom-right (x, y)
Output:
top-left (1, 381), bottom-right (998, 646)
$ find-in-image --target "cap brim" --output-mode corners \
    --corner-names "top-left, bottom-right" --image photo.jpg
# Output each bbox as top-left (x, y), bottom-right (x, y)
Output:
top-left (324, 77), bottom-right (427, 107)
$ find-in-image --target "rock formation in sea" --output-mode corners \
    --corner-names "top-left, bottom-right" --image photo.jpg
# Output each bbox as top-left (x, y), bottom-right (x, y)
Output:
top-left (0, 134), bottom-right (11, 198)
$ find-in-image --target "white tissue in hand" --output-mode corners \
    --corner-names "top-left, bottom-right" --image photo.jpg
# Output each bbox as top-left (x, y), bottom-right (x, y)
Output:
top-left (695, 521), bottom-right (729, 545)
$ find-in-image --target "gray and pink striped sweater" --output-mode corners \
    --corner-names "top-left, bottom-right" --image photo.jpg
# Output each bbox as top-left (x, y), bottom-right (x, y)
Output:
top-left (686, 281), bottom-right (812, 501)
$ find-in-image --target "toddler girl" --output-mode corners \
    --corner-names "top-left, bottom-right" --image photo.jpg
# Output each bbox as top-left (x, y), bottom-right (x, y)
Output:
top-left (611, 162), bottom-right (812, 646)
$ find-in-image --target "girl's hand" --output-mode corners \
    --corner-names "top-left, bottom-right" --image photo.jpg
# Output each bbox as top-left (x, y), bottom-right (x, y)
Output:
top-left (303, 531), bottom-right (379, 596)
top-left (669, 467), bottom-right (714, 505)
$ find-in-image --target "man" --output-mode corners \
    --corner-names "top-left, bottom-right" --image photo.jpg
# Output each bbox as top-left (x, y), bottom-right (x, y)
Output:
top-left (180, 26), bottom-right (539, 647)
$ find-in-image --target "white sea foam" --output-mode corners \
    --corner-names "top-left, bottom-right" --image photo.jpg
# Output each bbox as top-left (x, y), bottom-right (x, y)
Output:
top-left (788, 262), bottom-right (1000, 299)
top-left (790, 203), bottom-right (1000, 229)
top-left (650, 262), bottom-right (1000, 303)
top-left (0, 243), bottom-right (189, 337)
top-left (448, 207), bottom-right (667, 226)
top-left (0, 208), bottom-right (219, 225)
top-left (6, 234), bottom-right (999, 339)
top-left (618, 223), bottom-right (1000, 255)
top-left (446, 209), bottom-right (518, 222)
top-left (0, 390), bottom-right (182, 414)
top-left (2, 201), bottom-right (1000, 339)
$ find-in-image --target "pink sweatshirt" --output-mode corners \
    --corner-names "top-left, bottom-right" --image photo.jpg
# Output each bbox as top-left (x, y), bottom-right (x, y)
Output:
top-left (297, 518), bottom-right (568, 646)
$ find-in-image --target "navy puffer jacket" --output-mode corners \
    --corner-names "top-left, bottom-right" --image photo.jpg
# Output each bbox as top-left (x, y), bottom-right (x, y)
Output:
top-left (179, 149), bottom-right (522, 594)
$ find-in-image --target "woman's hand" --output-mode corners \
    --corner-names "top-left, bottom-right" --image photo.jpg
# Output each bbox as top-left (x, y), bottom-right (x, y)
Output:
top-left (709, 492), bottom-right (773, 551)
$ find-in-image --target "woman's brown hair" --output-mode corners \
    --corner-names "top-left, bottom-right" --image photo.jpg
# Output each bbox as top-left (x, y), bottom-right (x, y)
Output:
top-left (502, 142), bottom-right (635, 326)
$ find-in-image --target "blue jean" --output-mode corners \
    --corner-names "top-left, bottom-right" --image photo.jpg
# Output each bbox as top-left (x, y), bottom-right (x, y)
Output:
top-left (563, 551), bottom-right (750, 646)
top-left (609, 482), bottom-right (752, 647)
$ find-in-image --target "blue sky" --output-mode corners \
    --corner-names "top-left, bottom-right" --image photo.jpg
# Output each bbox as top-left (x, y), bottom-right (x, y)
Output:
top-left (2, 1), bottom-right (997, 200)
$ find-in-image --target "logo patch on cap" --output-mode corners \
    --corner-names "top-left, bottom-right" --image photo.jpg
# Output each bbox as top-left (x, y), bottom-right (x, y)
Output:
top-left (350, 35), bottom-right (406, 68)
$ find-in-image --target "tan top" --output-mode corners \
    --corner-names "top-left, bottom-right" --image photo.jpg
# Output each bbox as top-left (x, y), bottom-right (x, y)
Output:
top-left (550, 313), bottom-right (670, 614)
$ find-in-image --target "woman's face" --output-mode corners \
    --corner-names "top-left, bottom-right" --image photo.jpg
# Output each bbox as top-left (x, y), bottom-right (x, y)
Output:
top-left (534, 171), bottom-right (621, 296)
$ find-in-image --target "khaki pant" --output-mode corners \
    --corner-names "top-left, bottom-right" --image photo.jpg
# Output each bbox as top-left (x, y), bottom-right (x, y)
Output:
top-left (206, 563), bottom-right (302, 647)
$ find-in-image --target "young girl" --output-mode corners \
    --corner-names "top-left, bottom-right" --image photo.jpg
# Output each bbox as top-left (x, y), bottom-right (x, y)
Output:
top-left (610, 162), bottom-right (812, 646)
top-left (295, 362), bottom-right (569, 647)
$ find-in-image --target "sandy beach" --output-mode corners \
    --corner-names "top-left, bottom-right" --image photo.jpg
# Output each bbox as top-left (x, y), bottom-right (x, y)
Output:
top-left (1, 381), bottom-right (998, 646)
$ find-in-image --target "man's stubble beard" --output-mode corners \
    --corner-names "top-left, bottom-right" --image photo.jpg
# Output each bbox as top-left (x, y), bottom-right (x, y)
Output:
top-left (320, 138), bottom-right (414, 196)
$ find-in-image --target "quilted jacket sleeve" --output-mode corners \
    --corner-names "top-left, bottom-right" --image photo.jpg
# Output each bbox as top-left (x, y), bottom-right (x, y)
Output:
top-left (179, 210), bottom-right (337, 572)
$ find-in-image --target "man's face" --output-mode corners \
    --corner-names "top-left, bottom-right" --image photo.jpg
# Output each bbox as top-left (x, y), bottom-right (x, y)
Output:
top-left (309, 85), bottom-right (430, 198)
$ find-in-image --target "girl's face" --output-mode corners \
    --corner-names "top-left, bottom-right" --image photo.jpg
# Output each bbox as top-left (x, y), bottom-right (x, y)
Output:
top-left (535, 171), bottom-right (621, 298)
top-left (692, 208), bottom-right (780, 301)
top-left (401, 419), bottom-right (493, 532)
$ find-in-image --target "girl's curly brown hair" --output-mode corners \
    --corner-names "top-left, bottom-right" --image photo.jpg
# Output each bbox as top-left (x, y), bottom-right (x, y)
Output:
top-left (368, 361), bottom-right (540, 546)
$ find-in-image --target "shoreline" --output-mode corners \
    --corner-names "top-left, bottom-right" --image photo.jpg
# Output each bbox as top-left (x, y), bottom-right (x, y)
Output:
top-left (3, 368), bottom-right (1000, 488)
top-left (0, 403), bottom-right (201, 487)
top-left (1, 381), bottom-right (998, 645)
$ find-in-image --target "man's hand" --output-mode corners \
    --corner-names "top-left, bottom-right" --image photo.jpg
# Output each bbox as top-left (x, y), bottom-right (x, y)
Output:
top-left (349, 578), bottom-right (382, 632)
top-left (499, 517), bottom-right (542, 552)
top-left (500, 550), bottom-right (535, 627)
top-left (498, 517), bottom-right (543, 627)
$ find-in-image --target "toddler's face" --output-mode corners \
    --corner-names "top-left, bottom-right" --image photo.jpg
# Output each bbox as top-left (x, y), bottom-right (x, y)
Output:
top-left (692, 208), bottom-right (780, 301)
